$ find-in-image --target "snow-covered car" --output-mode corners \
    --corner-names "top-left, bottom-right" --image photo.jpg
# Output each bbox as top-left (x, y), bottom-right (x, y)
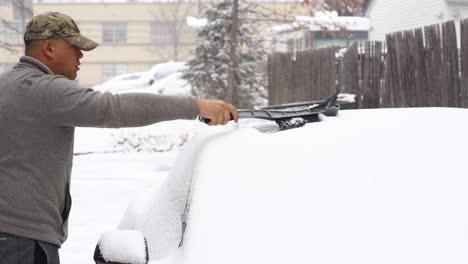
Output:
top-left (94, 61), bottom-right (190, 95)
top-left (95, 107), bottom-right (468, 264)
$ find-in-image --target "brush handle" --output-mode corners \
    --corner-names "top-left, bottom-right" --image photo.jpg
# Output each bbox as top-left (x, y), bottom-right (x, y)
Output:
top-left (198, 113), bottom-right (234, 124)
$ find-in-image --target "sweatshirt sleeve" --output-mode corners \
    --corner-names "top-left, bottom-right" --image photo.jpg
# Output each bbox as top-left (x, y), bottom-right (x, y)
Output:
top-left (40, 76), bottom-right (199, 128)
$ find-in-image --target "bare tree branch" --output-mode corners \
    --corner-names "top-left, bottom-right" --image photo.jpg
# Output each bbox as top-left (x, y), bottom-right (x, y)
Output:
top-left (322, 0), bottom-right (366, 16)
top-left (0, 18), bottom-right (21, 53)
top-left (148, 1), bottom-right (195, 60)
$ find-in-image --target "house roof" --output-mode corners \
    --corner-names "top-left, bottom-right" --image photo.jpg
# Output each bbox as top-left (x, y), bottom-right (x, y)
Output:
top-left (269, 11), bottom-right (370, 34)
top-left (447, 0), bottom-right (468, 4)
top-left (364, 0), bottom-right (468, 13)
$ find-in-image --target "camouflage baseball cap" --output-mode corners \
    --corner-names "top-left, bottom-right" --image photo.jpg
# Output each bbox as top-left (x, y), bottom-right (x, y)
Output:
top-left (24, 12), bottom-right (98, 51)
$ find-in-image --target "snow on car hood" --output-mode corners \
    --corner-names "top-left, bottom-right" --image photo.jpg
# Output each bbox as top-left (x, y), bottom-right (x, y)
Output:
top-left (121, 108), bottom-right (468, 264)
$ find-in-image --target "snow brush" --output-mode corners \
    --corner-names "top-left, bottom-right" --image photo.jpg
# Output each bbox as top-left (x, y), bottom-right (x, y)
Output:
top-left (198, 92), bottom-right (339, 130)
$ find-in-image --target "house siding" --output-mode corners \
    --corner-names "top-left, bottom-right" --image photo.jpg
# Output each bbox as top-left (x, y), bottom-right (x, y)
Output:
top-left (366, 0), bottom-right (449, 41)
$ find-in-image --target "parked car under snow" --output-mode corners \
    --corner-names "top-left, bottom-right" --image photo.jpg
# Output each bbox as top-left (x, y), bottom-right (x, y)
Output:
top-left (95, 107), bottom-right (468, 264)
top-left (94, 61), bottom-right (190, 96)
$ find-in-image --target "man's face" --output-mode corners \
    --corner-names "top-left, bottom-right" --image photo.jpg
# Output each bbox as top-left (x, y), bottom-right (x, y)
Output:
top-left (50, 38), bottom-right (83, 80)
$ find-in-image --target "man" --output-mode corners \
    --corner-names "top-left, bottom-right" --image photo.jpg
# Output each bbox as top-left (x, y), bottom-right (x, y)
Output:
top-left (0, 12), bottom-right (238, 263)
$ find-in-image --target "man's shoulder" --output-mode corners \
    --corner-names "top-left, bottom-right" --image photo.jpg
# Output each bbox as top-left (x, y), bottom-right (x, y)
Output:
top-left (11, 67), bottom-right (55, 90)
top-left (0, 64), bottom-right (81, 96)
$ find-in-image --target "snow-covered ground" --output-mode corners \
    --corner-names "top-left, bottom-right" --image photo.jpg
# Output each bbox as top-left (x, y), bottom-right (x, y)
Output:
top-left (60, 151), bottom-right (177, 264)
top-left (59, 61), bottom-right (468, 264)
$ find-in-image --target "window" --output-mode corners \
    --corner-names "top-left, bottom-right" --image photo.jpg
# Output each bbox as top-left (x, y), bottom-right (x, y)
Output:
top-left (102, 64), bottom-right (128, 82)
top-left (150, 21), bottom-right (176, 44)
top-left (102, 23), bottom-right (127, 44)
top-left (3, 21), bottom-right (23, 45)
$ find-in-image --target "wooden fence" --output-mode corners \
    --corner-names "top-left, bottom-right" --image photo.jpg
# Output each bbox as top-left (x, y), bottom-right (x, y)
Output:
top-left (343, 41), bottom-right (385, 108)
top-left (342, 19), bottom-right (467, 108)
top-left (269, 18), bottom-right (468, 108)
top-left (268, 47), bottom-right (337, 105)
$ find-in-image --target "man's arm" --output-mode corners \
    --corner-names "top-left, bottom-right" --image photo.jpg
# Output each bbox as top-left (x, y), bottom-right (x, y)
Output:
top-left (40, 76), bottom-right (237, 128)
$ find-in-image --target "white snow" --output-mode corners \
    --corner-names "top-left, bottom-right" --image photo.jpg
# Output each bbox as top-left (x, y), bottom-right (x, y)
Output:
top-left (61, 61), bottom-right (468, 264)
top-left (269, 11), bottom-right (370, 33)
top-left (186, 16), bottom-right (208, 29)
top-left (74, 119), bottom-right (205, 154)
top-left (60, 151), bottom-right (177, 264)
top-left (161, 107), bottom-right (468, 264)
top-left (98, 230), bottom-right (147, 264)
top-left (66, 106), bottom-right (468, 264)
top-left (144, 71), bottom-right (191, 96)
top-left (94, 61), bottom-right (189, 95)
top-left (337, 92), bottom-right (356, 103)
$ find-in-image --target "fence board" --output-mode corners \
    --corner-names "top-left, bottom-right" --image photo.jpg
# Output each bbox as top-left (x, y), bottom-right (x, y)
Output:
top-left (292, 50), bottom-right (311, 102)
top-left (385, 34), bottom-right (398, 107)
top-left (462, 18), bottom-right (468, 107)
top-left (426, 24), bottom-right (444, 106)
top-left (343, 42), bottom-right (359, 94)
top-left (412, 28), bottom-right (428, 107)
top-left (445, 21), bottom-right (460, 107)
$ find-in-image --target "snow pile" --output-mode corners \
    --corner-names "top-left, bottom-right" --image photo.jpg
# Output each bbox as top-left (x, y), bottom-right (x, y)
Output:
top-left (74, 120), bottom-right (203, 154)
top-left (112, 120), bottom-right (203, 153)
top-left (98, 230), bottom-right (147, 264)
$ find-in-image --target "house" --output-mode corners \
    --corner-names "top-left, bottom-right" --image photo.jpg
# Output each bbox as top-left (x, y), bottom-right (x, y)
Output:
top-left (365, 0), bottom-right (468, 41)
top-left (0, 0), bottom-right (307, 85)
top-left (0, 0), bottom-right (201, 85)
top-left (267, 11), bottom-right (370, 53)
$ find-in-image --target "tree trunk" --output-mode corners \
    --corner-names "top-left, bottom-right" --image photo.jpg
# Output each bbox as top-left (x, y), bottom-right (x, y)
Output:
top-left (227, 0), bottom-right (239, 106)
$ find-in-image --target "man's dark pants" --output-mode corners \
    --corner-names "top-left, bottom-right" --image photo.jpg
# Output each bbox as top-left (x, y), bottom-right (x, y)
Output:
top-left (0, 232), bottom-right (60, 264)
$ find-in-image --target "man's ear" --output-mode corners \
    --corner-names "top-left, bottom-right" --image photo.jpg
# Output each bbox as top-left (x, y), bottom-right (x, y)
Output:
top-left (41, 39), bottom-right (55, 59)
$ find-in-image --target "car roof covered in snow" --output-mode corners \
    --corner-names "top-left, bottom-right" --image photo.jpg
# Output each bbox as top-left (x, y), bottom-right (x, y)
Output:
top-left (118, 107), bottom-right (468, 264)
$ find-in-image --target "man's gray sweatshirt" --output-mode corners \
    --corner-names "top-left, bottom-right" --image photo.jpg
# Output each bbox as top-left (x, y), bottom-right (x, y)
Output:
top-left (0, 56), bottom-right (198, 246)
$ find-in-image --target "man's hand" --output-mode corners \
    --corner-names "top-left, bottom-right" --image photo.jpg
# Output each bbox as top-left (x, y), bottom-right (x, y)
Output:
top-left (197, 98), bottom-right (239, 125)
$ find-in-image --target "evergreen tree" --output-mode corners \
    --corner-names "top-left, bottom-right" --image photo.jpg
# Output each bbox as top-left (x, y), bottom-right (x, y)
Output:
top-left (182, 0), bottom-right (266, 108)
